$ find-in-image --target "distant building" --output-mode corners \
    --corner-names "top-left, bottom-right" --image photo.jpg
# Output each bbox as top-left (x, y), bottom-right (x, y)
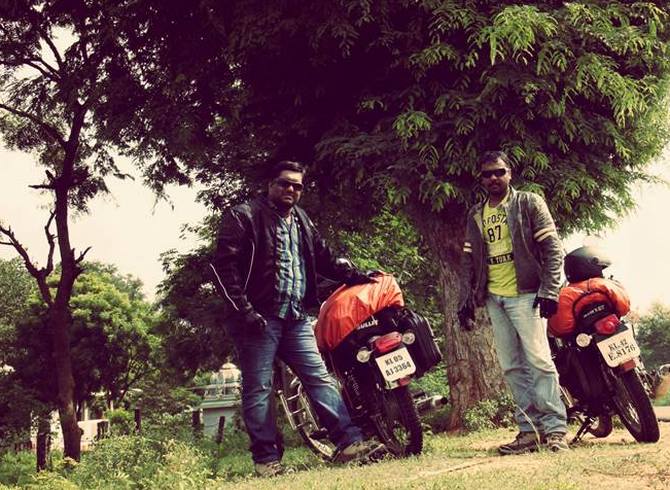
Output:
top-left (196, 362), bottom-right (242, 437)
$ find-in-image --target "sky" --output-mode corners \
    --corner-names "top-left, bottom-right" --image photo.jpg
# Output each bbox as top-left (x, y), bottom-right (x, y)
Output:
top-left (0, 149), bottom-right (208, 300)
top-left (1, 146), bottom-right (669, 313)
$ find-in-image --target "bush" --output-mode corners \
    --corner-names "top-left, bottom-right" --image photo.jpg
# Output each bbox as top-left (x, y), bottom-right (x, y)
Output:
top-left (463, 393), bottom-right (516, 432)
top-left (415, 363), bottom-right (449, 399)
top-left (106, 409), bottom-right (135, 436)
top-left (70, 435), bottom-right (163, 489)
top-left (141, 440), bottom-right (210, 490)
top-left (0, 451), bottom-right (34, 486)
top-left (69, 433), bottom-right (215, 489)
top-left (141, 412), bottom-right (196, 444)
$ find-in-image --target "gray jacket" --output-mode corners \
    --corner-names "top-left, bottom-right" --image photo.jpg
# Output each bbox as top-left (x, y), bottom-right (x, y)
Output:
top-left (461, 187), bottom-right (564, 306)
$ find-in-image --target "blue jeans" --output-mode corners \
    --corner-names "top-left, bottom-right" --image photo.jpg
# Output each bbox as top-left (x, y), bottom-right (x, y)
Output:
top-left (486, 293), bottom-right (567, 434)
top-left (230, 316), bottom-right (362, 463)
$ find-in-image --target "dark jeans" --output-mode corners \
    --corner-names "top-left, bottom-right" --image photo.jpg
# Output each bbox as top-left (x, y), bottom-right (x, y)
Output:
top-left (230, 316), bottom-right (362, 463)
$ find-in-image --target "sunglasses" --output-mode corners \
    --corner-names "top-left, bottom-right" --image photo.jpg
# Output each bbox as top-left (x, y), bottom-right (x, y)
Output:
top-left (480, 168), bottom-right (507, 179)
top-left (274, 178), bottom-right (304, 192)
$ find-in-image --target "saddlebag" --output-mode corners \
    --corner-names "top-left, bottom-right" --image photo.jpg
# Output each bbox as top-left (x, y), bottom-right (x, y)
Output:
top-left (397, 308), bottom-right (443, 378)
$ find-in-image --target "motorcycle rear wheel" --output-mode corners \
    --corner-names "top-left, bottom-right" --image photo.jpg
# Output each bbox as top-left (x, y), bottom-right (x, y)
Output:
top-left (609, 368), bottom-right (660, 443)
top-left (374, 385), bottom-right (423, 457)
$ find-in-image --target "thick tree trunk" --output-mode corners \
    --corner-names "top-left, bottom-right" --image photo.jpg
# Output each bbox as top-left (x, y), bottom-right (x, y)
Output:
top-left (49, 304), bottom-right (81, 461)
top-left (35, 415), bottom-right (51, 471)
top-left (415, 211), bottom-right (506, 430)
top-left (50, 155), bottom-right (84, 461)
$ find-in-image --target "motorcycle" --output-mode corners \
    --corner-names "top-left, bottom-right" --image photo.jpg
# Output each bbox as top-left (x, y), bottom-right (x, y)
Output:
top-left (549, 247), bottom-right (660, 443)
top-left (274, 273), bottom-right (443, 459)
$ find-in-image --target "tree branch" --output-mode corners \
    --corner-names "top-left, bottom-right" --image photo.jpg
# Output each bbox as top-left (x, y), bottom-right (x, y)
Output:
top-left (44, 211), bottom-right (56, 276)
top-left (0, 223), bottom-right (53, 306)
top-left (38, 27), bottom-right (64, 69)
top-left (74, 246), bottom-right (91, 264)
top-left (0, 103), bottom-right (66, 148)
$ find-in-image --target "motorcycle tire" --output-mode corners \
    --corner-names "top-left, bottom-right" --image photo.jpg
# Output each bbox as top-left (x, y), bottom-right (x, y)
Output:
top-left (586, 414), bottom-right (613, 438)
top-left (609, 368), bottom-right (660, 443)
top-left (277, 367), bottom-right (337, 460)
top-left (374, 385), bottom-right (423, 457)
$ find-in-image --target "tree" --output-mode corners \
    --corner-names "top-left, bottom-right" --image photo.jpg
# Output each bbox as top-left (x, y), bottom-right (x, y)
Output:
top-left (637, 303), bottom-right (670, 370)
top-left (7, 263), bottom-right (159, 408)
top-left (0, 258), bottom-right (42, 451)
top-left (0, 1), bottom-right (227, 458)
top-left (144, 1), bottom-right (670, 427)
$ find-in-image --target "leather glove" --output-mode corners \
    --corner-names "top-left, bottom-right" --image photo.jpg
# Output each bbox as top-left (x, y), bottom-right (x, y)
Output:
top-left (343, 269), bottom-right (377, 286)
top-left (533, 296), bottom-right (558, 319)
top-left (457, 302), bottom-right (476, 331)
top-left (240, 309), bottom-right (267, 334)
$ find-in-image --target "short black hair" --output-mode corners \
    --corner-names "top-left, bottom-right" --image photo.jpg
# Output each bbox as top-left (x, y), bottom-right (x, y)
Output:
top-left (269, 160), bottom-right (306, 181)
top-left (480, 151), bottom-right (511, 169)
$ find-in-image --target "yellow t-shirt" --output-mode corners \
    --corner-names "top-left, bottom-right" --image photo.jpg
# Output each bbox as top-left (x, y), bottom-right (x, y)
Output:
top-left (482, 198), bottom-right (518, 297)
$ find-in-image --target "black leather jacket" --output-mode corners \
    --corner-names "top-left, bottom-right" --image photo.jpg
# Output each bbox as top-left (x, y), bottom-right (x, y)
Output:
top-left (210, 196), bottom-right (354, 318)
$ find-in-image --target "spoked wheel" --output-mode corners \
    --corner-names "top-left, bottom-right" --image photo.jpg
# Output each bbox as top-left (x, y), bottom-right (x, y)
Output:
top-left (608, 368), bottom-right (660, 443)
top-left (275, 365), bottom-right (336, 460)
top-left (374, 386), bottom-right (423, 457)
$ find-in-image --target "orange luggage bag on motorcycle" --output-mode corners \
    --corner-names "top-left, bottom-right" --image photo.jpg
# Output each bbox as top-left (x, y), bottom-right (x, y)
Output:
top-left (548, 277), bottom-right (630, 337)
top-left (315, 273), bottom-right (404, 351)
top-left (314, 273), bottom-right (442, 377)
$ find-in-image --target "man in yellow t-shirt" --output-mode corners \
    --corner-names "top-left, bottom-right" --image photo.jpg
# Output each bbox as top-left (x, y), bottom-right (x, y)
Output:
top-left (482, 193), bottom-right (517, 297)
top-left (459, 151), bottom-right (567, 455)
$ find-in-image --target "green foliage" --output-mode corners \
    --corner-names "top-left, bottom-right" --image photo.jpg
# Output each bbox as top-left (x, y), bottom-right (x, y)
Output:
top-left (0, 451), bottom-right (34, 487)
top-left (6, 263), bottom-right (159, 413)
top-left (637, 303), bottom-right (670, 370)
top-left (335, 207), bottom-right (444, 329)
top-left (463, 392), bottom-right (516, 433)
top-left (106, 409), bottom-right (135, 436)
top-left (415, 363), bottom-right (450, 399)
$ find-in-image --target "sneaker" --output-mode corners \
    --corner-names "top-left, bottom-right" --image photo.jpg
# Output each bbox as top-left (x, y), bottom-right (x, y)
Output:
top-left (545, 432), bottom-right (569, 452)
top-left (498, 432), bottom-right (542, 455)
top-left (254, 460), bottom-right (290, 477)
top-left (334, 439), bottom-right (383, 463)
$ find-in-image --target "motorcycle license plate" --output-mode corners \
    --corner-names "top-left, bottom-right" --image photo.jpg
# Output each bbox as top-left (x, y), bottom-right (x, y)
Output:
top-left (375, 347), bottom-right (416, 382)
top-left (596, 329), bottom-right (641, 368)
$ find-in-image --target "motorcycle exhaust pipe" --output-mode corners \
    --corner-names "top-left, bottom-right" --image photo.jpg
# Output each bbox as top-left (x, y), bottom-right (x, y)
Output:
top-left (415, 395), bottom-right (449, 414)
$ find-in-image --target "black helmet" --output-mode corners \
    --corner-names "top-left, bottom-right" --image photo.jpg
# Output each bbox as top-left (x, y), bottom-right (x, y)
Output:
top-left (564, 246), bottom-right (612, 283)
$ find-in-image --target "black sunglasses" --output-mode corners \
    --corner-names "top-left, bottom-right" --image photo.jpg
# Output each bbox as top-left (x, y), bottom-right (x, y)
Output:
top-left (274, 178), bottom-right (304, 191)
top-left (480, 168), bottom-right (507, 179)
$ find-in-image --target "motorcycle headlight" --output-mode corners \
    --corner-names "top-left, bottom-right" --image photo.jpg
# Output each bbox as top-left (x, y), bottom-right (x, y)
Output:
top-left (401, 330), bottom-right (416, 345)
top-left (356, 347), bottom-right (372, 363)
top-left (576, 333), bottom-right (592, 348)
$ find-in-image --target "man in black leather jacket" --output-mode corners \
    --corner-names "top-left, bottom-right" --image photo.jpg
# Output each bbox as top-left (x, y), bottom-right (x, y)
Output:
top-left (210, 160), bottom-right (376, 476)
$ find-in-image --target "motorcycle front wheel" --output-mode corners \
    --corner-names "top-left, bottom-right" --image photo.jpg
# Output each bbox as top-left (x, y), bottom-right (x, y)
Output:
top-left (609, 368), bottom-right (660, 443)
top-left (276, 366), bottom-right (336, 460)
top-left (374, 385), bottom-right (423, 457)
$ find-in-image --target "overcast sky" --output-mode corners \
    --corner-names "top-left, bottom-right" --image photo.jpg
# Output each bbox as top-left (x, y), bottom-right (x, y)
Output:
top-left (1, 146), bottom-right (669, 313)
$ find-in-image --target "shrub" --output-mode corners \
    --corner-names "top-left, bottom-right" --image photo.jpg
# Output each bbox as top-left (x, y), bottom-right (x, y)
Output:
top-left (0, 451), bottom-right (34, 486)
top-left (463, 393), bottom-right (516, 432)
top-left (70, 435), bottom-right (163, 489)
top-left (415, 363), bottom-right (449, 399)
top-left (106, 409), bottom-right (135, 436)
top-left (144, 440), bottom-right (210, 490)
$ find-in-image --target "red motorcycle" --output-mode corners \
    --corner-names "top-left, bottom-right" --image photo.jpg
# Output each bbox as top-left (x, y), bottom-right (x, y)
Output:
top-left (549, 247), bottom-right (660, 443)
top-left (275, 273), bottom-right (443, 459)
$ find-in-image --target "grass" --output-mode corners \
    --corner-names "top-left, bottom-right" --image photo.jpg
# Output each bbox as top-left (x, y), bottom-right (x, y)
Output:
top-left (2, 423), bottom-right (669, 489)
top-left (206, 424), bottom-right (670, 490)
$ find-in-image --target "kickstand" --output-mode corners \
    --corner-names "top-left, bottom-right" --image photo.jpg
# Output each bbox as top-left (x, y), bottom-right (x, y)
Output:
top-left (572, 416), bottom-right (594, 444)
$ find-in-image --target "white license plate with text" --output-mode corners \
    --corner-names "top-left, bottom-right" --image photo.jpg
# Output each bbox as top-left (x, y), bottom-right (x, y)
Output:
top-left (597, 329), bottom-right (641, 368)
top-left (375, 347), bottom-right (417, 382)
